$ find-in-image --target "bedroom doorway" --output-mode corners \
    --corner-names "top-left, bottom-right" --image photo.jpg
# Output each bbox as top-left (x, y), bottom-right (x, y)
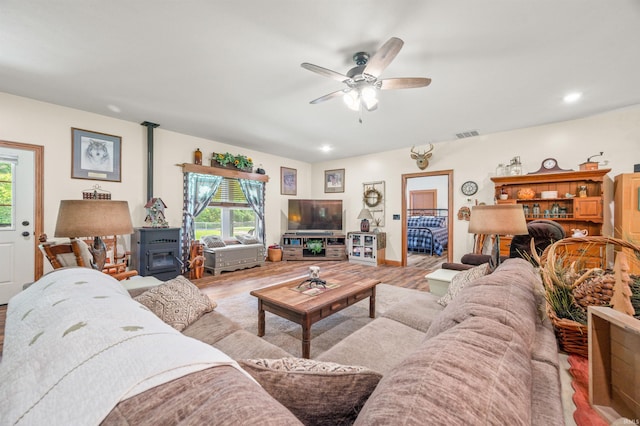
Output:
top-left (401, 170), bottom-right (454, 267)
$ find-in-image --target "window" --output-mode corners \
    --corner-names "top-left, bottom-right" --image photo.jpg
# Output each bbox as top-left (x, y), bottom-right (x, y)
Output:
top-left (0, 160), bottom-right (15, 229)
top-left (195, 178), bottom-right (256, 240)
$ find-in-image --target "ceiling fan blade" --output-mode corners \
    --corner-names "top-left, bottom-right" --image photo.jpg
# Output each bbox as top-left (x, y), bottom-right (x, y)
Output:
top-left (301, 63), bottom-right (350, 83)
top-left (363, 37), bottom-right (404, 77)
top-left (309, 89), bottom-right (348, 104)
top-left (380, 77), bottom-right (432, 90)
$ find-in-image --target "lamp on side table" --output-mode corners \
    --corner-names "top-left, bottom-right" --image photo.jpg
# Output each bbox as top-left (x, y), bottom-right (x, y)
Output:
top-left (468, 204), bottom-right (528, 271)
top-left (54, 200), bottom-right (134, 271)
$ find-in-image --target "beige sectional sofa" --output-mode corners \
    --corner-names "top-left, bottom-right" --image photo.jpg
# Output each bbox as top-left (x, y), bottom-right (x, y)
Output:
top-left (1, 258), bottom-right (564, 425)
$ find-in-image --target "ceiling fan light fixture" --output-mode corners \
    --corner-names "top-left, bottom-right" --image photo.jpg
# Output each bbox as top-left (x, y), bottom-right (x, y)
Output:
top-left (343, 90), bottom-right (360, 111)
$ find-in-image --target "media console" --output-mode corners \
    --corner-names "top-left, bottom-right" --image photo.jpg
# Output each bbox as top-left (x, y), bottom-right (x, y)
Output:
top-left (281, 233), bottom-right (347, 261)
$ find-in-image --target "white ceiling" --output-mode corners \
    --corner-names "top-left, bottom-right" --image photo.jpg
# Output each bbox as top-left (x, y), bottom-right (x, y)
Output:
top-left (2, 1), bottom-right (639, 162)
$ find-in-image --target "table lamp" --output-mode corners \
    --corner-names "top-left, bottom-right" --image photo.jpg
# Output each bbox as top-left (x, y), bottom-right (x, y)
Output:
top-left (54, 200), bottom-right (134, 270)
top-left (357, 208), bottom-right (373, 232)
top-left (468, 204), bottom-right (528, 270)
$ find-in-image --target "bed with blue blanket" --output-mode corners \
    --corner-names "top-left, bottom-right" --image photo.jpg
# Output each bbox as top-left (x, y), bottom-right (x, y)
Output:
top-left (407, 211), bottom-right (449, 255)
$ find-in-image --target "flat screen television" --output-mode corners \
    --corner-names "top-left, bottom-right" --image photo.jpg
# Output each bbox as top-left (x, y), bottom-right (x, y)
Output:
top-left (287, 199), bottom-right (343, 232)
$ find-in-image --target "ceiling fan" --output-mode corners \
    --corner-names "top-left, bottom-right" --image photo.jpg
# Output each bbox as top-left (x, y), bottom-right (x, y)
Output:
top-left (301, 37), bottom-right (431, 116)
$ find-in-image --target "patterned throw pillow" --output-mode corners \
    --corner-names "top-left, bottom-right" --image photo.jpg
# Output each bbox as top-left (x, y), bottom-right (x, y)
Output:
top-left (201, 235), bottom-right (225, 249)
top-left (134, 275), bottom-right (216, 331)
top-left (238, 357), bottom-right (382, 425)
top-left (437, 263), bottom-right (489, 307)
top-left (236, 234), bottom-right (259, 245)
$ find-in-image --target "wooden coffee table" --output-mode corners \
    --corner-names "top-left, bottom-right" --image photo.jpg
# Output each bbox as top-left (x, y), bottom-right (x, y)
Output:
top-left (250, 272), bottom-right (380, 358)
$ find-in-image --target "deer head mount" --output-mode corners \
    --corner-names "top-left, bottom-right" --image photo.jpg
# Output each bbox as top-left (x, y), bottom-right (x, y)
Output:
top-left (410, 144), bottom-right (434, 170)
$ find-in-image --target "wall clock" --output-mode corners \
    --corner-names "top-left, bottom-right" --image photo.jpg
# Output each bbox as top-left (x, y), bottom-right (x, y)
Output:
top-left (529, 157), bottom-right (572, 174)
top-left (461, 181), bottom-right (478, 196)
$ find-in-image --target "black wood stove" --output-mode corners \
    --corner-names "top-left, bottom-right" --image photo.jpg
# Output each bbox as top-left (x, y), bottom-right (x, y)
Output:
top-left (130, 227), bottom-right (181, 280)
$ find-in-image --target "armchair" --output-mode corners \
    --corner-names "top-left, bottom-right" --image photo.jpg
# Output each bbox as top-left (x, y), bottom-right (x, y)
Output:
top-left (39, 234), bottom-right (137, 281)
top-left (442, 219), bottom-right (565, 270)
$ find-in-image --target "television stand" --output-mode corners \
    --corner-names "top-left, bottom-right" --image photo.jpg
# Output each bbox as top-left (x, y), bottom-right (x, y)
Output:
top-left (281, 233), bottom-right (347, 261)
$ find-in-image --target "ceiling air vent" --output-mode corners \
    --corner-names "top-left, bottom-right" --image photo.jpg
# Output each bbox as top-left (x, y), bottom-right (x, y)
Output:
top-left (455, 130), bottom-right (479, 139)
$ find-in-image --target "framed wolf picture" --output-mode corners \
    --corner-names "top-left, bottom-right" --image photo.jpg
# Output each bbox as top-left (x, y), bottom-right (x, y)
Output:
top-left (71, 128), bottom-right (122, 182)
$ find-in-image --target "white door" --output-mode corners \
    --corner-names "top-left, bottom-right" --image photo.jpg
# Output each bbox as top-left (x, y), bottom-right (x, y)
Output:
top-left (0, 147), bottom-right (35, 304)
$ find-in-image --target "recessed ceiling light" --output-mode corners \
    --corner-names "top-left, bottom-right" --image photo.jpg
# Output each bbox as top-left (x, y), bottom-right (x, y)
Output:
top-left (563, 92), bottom-right (582, 103)
top-left (320, 145), bottom-right (333, 153)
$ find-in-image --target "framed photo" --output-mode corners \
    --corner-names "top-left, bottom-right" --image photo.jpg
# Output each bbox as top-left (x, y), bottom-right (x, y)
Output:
top-left (71, 128), bottom-right (122, 182)
top-left (280, 167), bottom-right (297, 195)
top-left (324, 168), bottom-right (345, 193)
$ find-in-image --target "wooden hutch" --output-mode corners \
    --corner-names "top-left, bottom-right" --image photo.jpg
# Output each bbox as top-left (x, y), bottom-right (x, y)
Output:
top-left (491, 169), bottom-right (611, 264)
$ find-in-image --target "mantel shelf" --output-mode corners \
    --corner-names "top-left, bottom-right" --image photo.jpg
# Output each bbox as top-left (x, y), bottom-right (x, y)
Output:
top-left (178, 163), bottom-right (269, 182)
top-left (491, 169), bottom-right (611, 185)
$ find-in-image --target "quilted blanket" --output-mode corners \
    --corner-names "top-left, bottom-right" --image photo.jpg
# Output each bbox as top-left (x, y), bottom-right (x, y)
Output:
top-left (0, 268), bottom-right (250, 425)
top-left (407, 226), bottom-right (448, 255)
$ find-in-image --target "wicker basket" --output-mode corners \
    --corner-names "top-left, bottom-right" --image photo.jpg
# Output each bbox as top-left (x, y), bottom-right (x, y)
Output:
top-left (539, 236), bottom-right (640, 358)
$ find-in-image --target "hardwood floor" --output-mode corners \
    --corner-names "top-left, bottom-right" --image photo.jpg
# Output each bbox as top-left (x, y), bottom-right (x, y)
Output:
top-left (0, 255), bottom-right (444, 356)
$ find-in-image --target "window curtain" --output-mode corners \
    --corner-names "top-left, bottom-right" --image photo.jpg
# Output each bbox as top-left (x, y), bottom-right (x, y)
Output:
top-left (239, 178), bottom-right (265, 245)
top-left (182, 172), bottom-right (223, 269)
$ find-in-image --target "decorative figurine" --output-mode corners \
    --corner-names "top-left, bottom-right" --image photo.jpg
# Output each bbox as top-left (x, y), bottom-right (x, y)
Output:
top-left (144, 198), bottom-right (169, 227)
top-left (298, 266), bottom-right (326, 288)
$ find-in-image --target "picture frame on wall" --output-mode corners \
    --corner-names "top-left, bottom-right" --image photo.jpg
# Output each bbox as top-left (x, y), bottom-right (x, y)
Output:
top-left (281, 167), bottom-right (297, 195)
top-left (71, 128), bottom-right (122, 182)
top-left (324, 168), bottom-right (345, 193)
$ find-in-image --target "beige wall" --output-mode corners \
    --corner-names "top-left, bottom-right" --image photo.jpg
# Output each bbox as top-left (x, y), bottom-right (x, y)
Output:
top-left (2, 91), bottom-right (638, 264)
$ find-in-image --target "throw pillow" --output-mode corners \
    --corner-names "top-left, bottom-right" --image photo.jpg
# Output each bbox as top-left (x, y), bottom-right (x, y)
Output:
top-left (236, 234), bottom-right (259, 245)
top-left (437, 263), bottom-right (488, 307)
top-left (238, 357), bottom-right (382, 425)
top-left (201, 235), bottom-right (225, 249)
top-left (134, 275), bottom-right (216, 331)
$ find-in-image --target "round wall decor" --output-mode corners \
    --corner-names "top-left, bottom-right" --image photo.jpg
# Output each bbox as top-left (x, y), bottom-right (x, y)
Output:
top-left (363, 188), bottom-right (383, 207)
top-left (461, 180), bottom-right (478, 196)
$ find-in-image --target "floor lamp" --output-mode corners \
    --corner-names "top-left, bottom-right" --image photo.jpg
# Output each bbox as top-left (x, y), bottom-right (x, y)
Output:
top-left (54, 200), bottom-right (134, 270)
top-left (468, 204), bottom-right (528, 270)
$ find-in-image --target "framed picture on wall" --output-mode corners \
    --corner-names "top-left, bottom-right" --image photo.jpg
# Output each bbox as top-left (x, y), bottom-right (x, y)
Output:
top-left (71, 128), bottom-right (122, 182)
top-left (324, 168), bottom-right (345, 193)
top-left (281, 167), bottom-right (297, 195)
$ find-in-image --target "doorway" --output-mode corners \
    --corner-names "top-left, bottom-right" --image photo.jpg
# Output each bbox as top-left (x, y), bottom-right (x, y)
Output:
top-left (401, 170), bottom-right (453, 267)
top-left (0, 140), bottom-right (44, 304)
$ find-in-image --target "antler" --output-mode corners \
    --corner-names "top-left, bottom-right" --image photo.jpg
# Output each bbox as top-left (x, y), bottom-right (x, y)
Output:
top-left (411, 144), bottom-right (434, 156)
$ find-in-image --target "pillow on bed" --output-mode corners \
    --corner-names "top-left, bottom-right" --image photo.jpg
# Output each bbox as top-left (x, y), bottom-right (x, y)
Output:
top-left (408, 216), bottom-right (446, 228)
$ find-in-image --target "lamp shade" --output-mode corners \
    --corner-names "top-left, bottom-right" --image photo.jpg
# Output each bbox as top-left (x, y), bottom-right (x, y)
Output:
top-left (54, 200), bottom-right (134, 238)
top-left (357, 208), bottom-right (374, 221)
top-left (468, 204), bottom-right (528, 236)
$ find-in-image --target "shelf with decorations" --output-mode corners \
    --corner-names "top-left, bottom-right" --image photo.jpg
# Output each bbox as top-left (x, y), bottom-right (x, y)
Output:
top-left (491, 167), bottom-right (610, 258)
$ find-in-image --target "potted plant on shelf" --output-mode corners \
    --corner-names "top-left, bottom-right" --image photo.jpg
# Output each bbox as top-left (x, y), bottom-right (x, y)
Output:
top-left (306, 240), bottom-right (323, 255)
top-left (212, 152), bottom-right (253, 172)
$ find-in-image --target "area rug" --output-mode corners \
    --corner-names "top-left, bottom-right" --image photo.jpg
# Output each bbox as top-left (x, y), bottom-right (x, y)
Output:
top-left (214, 283), bottom-right (422, 359)
top-left (568, 354), bottom-right (608, 426)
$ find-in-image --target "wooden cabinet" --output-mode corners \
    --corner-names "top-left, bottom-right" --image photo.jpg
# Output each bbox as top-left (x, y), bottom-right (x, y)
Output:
top-left (492, 169), bottom-right (610, 238)
top-left (347, 232), bottom-right (386, 266)
top-left (281, 234), bottom-right (347, 261)
top-left (614, 173), bottom-right (640, 274)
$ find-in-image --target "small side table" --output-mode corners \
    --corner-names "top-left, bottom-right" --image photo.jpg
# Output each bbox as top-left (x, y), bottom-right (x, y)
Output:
top-left (425, 269), bottom-right (461, 296)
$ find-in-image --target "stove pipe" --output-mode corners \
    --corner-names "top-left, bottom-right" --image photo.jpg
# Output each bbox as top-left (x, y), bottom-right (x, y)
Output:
top-left (141, 121), bottom-right (159, 202)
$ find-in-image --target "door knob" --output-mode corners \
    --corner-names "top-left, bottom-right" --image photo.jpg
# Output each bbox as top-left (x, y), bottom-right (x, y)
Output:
top-left (22, 231), bottom-right (30, 237)
top-left (22, 221), bottom-right (30, 226)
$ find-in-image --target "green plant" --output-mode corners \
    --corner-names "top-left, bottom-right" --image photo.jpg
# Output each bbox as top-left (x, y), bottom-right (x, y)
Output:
top-left (545, 281), bottom-right (587, 325)
top-left (306, 240), bottom-right (323, 254)
top-left (214, 152), bottom-right (253, 170)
